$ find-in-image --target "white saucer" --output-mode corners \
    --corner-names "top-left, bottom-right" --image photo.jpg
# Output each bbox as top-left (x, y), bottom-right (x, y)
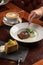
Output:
top-left (3, 17), bottom-right (22, 26)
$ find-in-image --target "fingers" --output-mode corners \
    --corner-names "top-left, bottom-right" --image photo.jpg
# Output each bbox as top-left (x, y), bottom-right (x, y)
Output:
top-left (28, 12), bottom-right (37, 22)
top-left (28, 10), bottom-right (41, 23)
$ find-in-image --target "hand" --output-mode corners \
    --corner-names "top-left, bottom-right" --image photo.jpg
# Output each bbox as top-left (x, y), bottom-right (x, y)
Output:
top-left (28, 7), bottom-right (43, 22)
top-left (28, 11), bottom-right (41, 23)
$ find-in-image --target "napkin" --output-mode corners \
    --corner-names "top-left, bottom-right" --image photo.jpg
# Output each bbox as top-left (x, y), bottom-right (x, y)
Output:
top-left (33, 59), bottom-right (43, 65)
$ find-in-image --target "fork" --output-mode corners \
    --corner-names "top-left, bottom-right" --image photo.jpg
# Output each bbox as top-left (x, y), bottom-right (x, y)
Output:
top-left (18, 57), bottom-right (22, 65)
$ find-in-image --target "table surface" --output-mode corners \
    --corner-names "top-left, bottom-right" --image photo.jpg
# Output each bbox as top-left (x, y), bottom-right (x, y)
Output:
top-left (0, 1), bottom-right (43, 65)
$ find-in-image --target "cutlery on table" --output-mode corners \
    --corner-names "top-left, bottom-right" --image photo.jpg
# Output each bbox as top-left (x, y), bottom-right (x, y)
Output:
top-left (18, 57), bottom-right (22, 65)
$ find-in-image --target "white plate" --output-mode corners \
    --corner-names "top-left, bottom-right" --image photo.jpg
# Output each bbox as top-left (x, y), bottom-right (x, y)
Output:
top-left (0, 0), bottom-right (9, 6)
top-left (3, 17), bottom-right (22, 26)
top-left (10, 22), bottom-right (43, 43)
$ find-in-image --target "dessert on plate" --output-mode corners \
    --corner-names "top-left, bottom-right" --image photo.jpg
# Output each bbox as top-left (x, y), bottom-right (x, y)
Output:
top-left (4, 39), bottom-right (18, 54)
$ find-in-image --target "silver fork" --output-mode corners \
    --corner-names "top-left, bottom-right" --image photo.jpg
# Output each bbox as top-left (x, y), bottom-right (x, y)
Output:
top-left (18, 57), bottom-right (22, 65)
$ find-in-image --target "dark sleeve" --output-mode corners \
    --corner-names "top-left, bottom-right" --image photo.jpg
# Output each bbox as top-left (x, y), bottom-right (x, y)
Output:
top-left (32, 0), bottom-right (43, 9)
top-left (40, 17), bottom-right (43, 21)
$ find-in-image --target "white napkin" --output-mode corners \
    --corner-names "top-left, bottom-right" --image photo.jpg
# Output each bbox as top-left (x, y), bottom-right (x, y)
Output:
top-left (0, 45), bottom-right (5, 52)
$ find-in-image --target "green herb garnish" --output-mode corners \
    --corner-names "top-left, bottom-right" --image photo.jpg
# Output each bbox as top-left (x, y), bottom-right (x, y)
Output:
top-left (8, 39), bottom-right (13, 45)
top-left (26, 28), bottom-right (34, 34)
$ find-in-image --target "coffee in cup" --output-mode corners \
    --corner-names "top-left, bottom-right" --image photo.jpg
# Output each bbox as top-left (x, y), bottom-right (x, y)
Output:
top-left (4, 12), bottom-right (21, 25)
top-left (6, 12), bottom-right (19, 19)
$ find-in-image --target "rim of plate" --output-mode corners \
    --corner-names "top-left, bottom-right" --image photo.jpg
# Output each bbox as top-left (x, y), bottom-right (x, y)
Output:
top-left (0, 0), bottom-right (9, 6)
top-left (10, 22), bottom-right (43, 43)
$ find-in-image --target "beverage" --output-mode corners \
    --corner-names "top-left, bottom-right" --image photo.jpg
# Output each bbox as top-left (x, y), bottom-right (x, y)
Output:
top-left (3, 12), bottom-right (22, 26)
top-left (6, 12), bottom-right (19, 19)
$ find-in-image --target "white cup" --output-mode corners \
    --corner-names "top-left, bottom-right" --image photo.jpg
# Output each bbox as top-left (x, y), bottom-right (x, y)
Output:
top-left (5, 12), bottom-right (20, 24)
top-left (6, 12), bottom-right (19, 19)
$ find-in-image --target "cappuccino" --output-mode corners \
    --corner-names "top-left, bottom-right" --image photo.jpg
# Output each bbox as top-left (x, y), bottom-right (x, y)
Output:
top-left (6, 12), bottom-right (19, 19)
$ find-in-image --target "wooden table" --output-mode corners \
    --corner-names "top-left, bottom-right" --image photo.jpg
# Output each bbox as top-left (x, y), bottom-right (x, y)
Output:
top-left (0, 1), bottom-right (43, 65)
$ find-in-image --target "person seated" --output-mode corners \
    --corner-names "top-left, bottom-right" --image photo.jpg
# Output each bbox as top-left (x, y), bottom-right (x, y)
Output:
top-left (28, 6), bottom-right (43, 22)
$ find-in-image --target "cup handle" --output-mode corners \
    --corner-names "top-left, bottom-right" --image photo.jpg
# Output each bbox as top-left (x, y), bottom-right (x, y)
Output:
top-left (18, 17), bottom-right (22, 23)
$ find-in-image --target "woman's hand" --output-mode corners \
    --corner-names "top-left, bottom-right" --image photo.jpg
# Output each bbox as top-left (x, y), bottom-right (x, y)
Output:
top-left (28, 7), bottom-right (43, 22)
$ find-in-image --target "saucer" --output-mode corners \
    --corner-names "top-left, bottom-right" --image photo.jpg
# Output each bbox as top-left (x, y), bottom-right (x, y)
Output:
top-left (3, 17), bottom-right (22, 26)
